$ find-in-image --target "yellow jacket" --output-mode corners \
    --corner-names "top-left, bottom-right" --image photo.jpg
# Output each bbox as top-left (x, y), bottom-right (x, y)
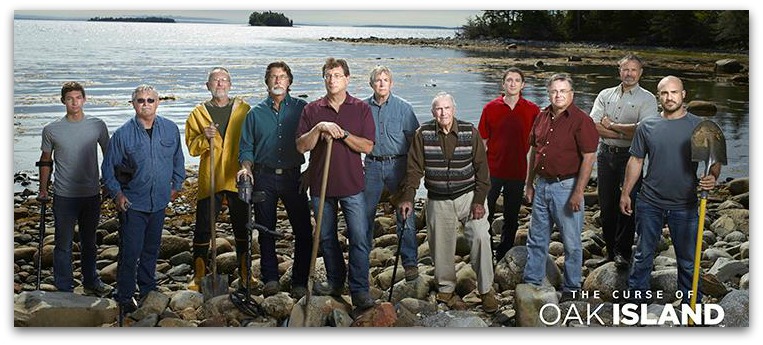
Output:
top-left (185, 97), bottom-right (251, 199)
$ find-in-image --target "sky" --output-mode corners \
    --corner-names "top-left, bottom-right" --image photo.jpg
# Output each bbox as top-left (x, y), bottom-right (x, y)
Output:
top-left (3, 0), bottom-right (760, 340)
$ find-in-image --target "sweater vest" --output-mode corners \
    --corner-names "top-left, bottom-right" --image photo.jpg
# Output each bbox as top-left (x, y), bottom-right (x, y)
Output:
top-left (421, 120), bottom-right (476, 200)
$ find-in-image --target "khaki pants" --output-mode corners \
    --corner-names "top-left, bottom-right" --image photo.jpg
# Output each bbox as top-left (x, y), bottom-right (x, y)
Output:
top-left (426, 191), bottom-right (494, 294)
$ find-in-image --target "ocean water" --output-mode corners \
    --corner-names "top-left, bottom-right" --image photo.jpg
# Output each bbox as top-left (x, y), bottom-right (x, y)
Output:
top-left (13, 19), bottom-right (749, 188)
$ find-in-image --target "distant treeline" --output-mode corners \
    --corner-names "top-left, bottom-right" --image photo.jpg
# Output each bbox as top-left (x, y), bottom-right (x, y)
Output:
top-left (459, 10), bottom-right (748, 50)
top-left (248, 11), bottom-right (292, 27)
top-left (89, 16), bottom-right (176, 23)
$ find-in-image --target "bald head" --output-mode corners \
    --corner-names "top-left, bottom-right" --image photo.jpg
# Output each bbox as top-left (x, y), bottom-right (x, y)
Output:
top-left (657, 75), bottom-right (684, 93)
top-left (657, 75), bottom-right (686, 116)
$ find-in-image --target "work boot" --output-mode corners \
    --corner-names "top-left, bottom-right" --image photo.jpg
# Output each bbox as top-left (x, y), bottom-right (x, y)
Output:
top-left (351, 293), bottom-right (377, 310)
top-left (262, 281), bottom-right (280, 297)
top-left (313, 282), bottom-right (343, 297)
top-left (237, 255), bottom-right (257, 290)
top-left (404, 266), bottom-right (419, 281)
top-left (187, 257), bottom-right (206, 292)
top-left (481, 289), bottom-right (499, 313)
top-left (436, 292), bottom-right (466, 310)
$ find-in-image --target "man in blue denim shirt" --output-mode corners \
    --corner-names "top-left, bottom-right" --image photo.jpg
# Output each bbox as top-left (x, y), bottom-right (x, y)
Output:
top-left (238, 61), bottom-right (313, 299)
top-left (362, 65), bottom-right (420, 282)
top-left (102, 85), bottom-right (185, 314)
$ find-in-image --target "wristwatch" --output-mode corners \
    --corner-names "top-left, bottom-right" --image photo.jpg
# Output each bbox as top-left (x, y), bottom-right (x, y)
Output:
top-left (342, 130), bottom-right (350, 140)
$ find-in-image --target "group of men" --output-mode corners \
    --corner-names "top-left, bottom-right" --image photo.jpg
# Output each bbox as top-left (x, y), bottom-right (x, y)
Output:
top-left (36, 53), bottom-right (719, 319)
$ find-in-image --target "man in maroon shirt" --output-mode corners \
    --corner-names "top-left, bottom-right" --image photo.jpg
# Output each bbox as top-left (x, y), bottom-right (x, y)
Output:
top-left (296, 57), bottom-right (377, 311)
top-left (478, 67), bottom-right (540, 262)
top-left (523, 73), bottom-right (599, 302)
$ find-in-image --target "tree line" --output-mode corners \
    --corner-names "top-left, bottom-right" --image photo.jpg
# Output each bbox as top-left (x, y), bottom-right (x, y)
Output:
top-left (248, 11), bottom-right (293, 27)
top-left (458, 10), bottom-right (748, 50)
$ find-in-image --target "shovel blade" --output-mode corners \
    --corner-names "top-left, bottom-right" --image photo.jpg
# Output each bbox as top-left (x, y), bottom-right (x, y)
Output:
top-left (201, 274), bottom-right (229, 301)
top-left (691, 120), bottom-right (727, 166)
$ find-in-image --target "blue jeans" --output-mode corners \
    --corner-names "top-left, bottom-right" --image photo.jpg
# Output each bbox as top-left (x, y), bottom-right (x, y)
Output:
top-left (52, 195), bottom-right (102, 291)
top-left (363, 157), bottom-right (417, 268)
top-left (312, 192), bottom-right (370, 297)
top-left (524, 177), bottom-right (584, 292)
top-left (114, 208), bottom-right (164, 303)
top-left (628, 197), bottom-right (699, 304)
top-left (254, 168), bottom-right (312, 287)
top-left (597, 149), bottom-right (639, 260)
top-left (487, 177), bottom-right (525, 260)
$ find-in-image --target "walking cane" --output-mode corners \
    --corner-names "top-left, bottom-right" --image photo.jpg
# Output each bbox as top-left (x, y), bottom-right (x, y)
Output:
top-left (36, 196), bottom-right (50, 290)
top-left (689, 120), bottom-right (726, 325)
top-left (388, 216), bottom-right (406, 302)
top-left (302, 138), bottom-right (333, 327)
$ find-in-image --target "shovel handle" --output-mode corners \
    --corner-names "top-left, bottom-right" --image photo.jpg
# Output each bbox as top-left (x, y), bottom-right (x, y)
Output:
top-left (689, 196), bottom-right (707, 325)
top-left (209, 138), bottom-right (217, 280)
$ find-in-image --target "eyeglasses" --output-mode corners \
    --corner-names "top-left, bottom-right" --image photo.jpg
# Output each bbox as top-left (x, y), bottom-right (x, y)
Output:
top-left (135, 98), bottom-right (156, 104)
top-left (268, 74), bottom-right (289, 81)
top-left (211, 77), bottom-right (230, 83)
top-left (324, 73), bottom-right (345, 80)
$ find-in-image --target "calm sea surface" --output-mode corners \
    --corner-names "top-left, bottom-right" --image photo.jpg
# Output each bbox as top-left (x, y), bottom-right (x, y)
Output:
top-left (13, 20), bottom-right (749, 191)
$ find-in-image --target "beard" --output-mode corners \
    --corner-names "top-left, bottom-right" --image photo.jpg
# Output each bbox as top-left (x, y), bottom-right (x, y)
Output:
top-left (270, 86), bottom-right (286, 96)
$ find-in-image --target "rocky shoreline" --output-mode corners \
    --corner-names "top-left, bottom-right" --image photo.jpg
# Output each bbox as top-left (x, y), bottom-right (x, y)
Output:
top-left (320, 36), bottom-right (749, 78)
top-left (12, 166), bottom-right (749, 327)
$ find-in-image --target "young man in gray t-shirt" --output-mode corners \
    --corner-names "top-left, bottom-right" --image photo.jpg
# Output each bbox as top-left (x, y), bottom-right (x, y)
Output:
top-left (38, 81), bottom-right (111, 296)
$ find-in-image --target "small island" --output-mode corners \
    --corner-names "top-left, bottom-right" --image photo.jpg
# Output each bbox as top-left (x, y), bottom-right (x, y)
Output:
top-left (248, 11), bottom-right (292, 27)
top-left (88, 16), bottom-right (176, 23)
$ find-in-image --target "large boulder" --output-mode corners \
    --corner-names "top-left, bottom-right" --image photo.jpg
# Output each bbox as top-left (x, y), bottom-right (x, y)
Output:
top-left (14, 291), bottom-right (117, 327)
top-left (714, 59), bottom-right (744, 74)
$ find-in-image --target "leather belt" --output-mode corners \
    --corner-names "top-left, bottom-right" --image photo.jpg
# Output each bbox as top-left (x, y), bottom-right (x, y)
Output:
top-left (601, 143), bottom-right (630, 154)
top-left (539, 174), bottom-right (576, 182)
top-left (255, 165), bottom-right (298, 175)
top-left (367, 154), bottom-right (405, 162)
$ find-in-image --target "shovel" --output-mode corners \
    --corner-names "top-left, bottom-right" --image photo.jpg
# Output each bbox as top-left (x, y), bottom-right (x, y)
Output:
top-left (201, 137), bottom-right (228, 301)
top-left (689, 120), bottom-right (727, 321)
top-left (300, 138), bottom-right (333, 327)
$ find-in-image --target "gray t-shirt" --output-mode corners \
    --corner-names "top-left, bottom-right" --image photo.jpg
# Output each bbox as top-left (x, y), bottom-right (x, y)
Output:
top-left (41, 115), bottom-right (109, 197)
top-left (630, 112), bottom-right (702, 209)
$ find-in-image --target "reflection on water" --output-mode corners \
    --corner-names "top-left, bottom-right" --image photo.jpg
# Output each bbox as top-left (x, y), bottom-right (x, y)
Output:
top-left (14, 20), bottom-right (748, 188)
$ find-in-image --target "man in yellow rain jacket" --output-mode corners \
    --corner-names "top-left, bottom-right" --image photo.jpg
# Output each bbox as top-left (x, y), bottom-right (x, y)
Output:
top-left (185, 67), bottom-right (252, 291)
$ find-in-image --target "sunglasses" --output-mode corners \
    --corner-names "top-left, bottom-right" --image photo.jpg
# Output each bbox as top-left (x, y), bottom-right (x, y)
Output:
top-left (134, 98), bottom-right (156, 104)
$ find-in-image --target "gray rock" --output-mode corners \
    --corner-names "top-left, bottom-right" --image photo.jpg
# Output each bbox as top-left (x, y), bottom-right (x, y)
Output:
top-left (158, 317), bottom-right (197, 327)
top-left (582, 262), bottom-right (630, 302)
top-left (703, 247), bottom-right (733, 264)
top-left (287, 296), bottom-right (352, 327)
top-left (14, 291), bottom-right (117, 327)
top-left (718, 289), bottom-right (748, 327)
top-left (710, 215), bottom-right (736, 238)
top-left (707, 257), bottom-right (749, 282)
top-left (739, 273), bottom-right (749, 290)
top-left (494, 246), bottom-right (561, 292)
top-left (723, 231), bottom-right (746, 243)
top-left (418, 310), bottom-right (488, 327)
top-left (729, 192), bottom-right (749, 209)
top-left (169, 251), bottom-right (193, 266)
top-left (739, 241), bottom-right (749, 259)
top-left (649, 270), bottom-right (678, 304)
top-left (686, 100), bottom-right (718, 117)
top-left (261, 293), bottom-right (294, 320)
top-left (132, 313), bottom-right (159, 327)
top-left (726, 177), bottom-right (749, 195)
top-left (714, 59), bottom-right (744, 74)
top-left (716, 209), bottom-right (749, 234)
top-left (169, 290), bottom-right (204, 311)
top-left (159, 235), bottom-right (191, 260)
top-left (514, 283), bottom-right (557, 327)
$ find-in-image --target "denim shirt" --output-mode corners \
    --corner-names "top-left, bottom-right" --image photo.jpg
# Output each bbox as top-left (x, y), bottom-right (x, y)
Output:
top-left (239, 94), bottom-right (307, 169)
top-left (102, 115), bottom-right (185, 213)
top-left (364, 93), bottom-right (419, 156)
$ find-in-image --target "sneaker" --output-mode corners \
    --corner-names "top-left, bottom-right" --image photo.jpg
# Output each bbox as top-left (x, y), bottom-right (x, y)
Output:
top-left (262, 281), bottom-right (280, 297)
top-left (313, 282), bottom-right (343, 297)
top-left (291, 285), bottom-right (308, 300)
top-left (404, 266), bottom-right (419, 281)
top-left (83, 282), bottom-right (113, 298)
top-left (351, 294), bottom-right (376, 310)
top-left (481, 289), bottom-right (499, 313)
top-left (559, 291), bottom-right (578, 303)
